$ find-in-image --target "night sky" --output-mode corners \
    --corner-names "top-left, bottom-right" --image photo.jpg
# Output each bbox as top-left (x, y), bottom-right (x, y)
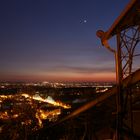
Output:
top-left (0, 0), bottom-right (129, 82)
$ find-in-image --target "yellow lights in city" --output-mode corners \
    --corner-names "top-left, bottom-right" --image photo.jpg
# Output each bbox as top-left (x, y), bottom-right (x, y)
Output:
top-left (13, 114), bottom-right (19, 118)
top-left (37, 109), bottom-right (61, 120)
top-left (0, 93), bottom-right (71, 131)
top-left (0, 111), bottom-right (19, 120)
top-left (0, 94), bottom-right (13, 99)
top-left (36, 111), bottom-right (43, 127)
top-left (0, 111), bottom-right (9, 120)
top-left (21, 93), bottom-right (71, 109)
top-left (21, 120), bottom-right (32, 126)
top-left (35, 109), bottom-right (61, 127)
top-left (21, 93), bottom-right (30, 98)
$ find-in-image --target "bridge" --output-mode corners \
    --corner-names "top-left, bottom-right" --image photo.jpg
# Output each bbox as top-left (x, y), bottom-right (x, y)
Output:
top-left (47, 0), bottom-right (140, 139)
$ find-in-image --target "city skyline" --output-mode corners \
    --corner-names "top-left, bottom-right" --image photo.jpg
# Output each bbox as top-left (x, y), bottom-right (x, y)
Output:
top-left (0, 0), bottom-right (129, 82)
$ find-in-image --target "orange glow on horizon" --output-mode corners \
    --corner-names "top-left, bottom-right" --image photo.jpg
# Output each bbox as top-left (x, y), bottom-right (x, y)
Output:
top-left (0, 72), bottom-right (116, 82)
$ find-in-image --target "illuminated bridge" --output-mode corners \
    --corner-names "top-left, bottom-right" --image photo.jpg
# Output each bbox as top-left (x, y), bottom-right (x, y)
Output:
top-left (45, 0), bottom-right (140, 140)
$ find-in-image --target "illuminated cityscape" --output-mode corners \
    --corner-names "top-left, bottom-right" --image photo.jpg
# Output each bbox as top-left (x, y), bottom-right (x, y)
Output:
top-left (0, 0), bottom-right (140, 139)
top-left (0, 81), bottom-right (113, 139)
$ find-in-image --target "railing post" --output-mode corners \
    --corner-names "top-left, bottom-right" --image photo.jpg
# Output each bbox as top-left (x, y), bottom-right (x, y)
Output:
top-left (116, 32), bottom-right (123, 140)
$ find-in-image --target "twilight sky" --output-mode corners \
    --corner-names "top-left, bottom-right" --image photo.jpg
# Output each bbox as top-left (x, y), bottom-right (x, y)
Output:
top-left (0, 0), bottom-right (130, 82)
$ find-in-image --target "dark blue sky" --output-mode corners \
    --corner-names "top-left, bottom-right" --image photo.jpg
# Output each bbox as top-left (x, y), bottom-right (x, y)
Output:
top-left (0, 0), bottom-right (129, 82)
